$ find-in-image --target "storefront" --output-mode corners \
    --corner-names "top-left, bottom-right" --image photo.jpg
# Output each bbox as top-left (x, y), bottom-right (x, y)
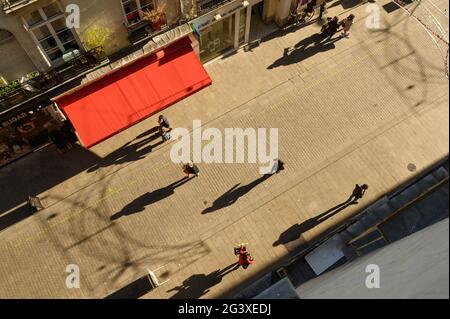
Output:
top-left (0, 104), bottom-right (63, 167)
top-left (192, 0), bottom-right (263, 62)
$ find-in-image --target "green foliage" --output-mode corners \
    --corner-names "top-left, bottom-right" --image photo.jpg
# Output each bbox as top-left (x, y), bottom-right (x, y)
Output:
top-left (26, 71), bottom-right (39, 80)
top-left (0, 80), bottom-right (20, 97)
top-left (83, 26), bottom-right (111, 50)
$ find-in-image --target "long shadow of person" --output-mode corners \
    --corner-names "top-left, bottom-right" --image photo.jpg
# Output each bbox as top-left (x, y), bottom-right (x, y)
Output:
top-left (294, 33), bottom-right (324, 50)
top-left (268, 35), bottom-right (342, 69)
top-left (111, 177), bottom-right (192, 220)
top-left (273, 198), bottom-right (357, 247)
top-left (202, 174), bottom-right (273, 214)
top-left (135, 126), bottom-right (160, 140)
top-left (87, 127), bottom-right (163, 172)
top-left (167, 262), bottom-right (240, 299)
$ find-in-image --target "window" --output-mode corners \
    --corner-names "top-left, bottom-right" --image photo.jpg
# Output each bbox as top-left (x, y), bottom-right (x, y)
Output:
top-left (42, 2), bottom-right (61, 19)
top-left (23, 2), bottom-right (80, 63)
top-left (24, 10), bottom-right (44, 27)
top-left (121, 0), bottom-right (156, 26)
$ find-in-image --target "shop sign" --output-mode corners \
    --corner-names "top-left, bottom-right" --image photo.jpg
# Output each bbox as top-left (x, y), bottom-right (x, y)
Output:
top-left (1, 112), bottom-right (29, 128)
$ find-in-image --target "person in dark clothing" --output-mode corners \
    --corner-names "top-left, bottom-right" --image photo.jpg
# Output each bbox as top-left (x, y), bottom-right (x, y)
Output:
top-left (321, 16), bottom-right (339, 39)
top-left (348, 184), bottom-right (369, 203)
top-left (318, 2), bottom-right (326, 21)
top-left (158, 115), bottom-right (171, 129)
top-left (183, 161), bottom-right (200, 177)
top-left (48, 130), bottom-right (67, 154)
top-left (326, 16), bottom-right (339, 39)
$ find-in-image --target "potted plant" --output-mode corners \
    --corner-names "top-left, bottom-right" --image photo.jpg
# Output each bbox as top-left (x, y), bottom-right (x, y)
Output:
top-left (142, 3), bottom-right (166, 31)
top-left (83, 26), bottom-right (111, 60)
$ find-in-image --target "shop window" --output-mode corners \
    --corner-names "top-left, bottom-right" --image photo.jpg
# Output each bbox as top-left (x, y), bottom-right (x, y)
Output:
top-left (199, 14), bottom-right (235, 62)
top-left (23, 3), bottom-right (81, 63)
top-left (0, 106), bottom-right (63, 167)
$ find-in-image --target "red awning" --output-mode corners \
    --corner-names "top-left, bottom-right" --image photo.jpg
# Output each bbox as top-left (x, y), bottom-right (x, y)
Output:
top-left (55, 37), bottom-right (211, 148)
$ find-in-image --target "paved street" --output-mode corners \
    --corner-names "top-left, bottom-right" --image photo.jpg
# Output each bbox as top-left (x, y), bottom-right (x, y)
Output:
top-left (0, 0), bottom-right (448, 298)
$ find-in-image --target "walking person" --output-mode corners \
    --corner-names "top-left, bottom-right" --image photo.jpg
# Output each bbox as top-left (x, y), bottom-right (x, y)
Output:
top-left (341, 14), bottom-right (355, 38)
top-left (158, 114), bottom-right (172, 142)
top-left (234, 244), bottom-right (254, 269)
top-left (348, 184), bottom-right (369, 203)
top-left (183, 161), bottom-right (200, 177)
top-left (322, 16), bottom-right (339, 40)
top-left (318, 2), bottom-right (326, 21)
top-left (268, 159), bottom-right (285, 174)
top-left (158, 115), bottom-right (171, 130)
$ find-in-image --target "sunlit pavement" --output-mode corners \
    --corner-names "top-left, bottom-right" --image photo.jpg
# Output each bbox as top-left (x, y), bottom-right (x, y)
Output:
top-left (0, 0), bottom-right (448, 298)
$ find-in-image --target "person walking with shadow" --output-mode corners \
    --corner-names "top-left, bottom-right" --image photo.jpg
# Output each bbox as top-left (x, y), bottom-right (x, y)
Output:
top-left (340, 14), bottom-right (355, 38)
top-left (321, 16), bottom-right (339, 40)
top-left (158, 115), bottom-right (171, 130)
top-left (158, 115), bottom-right (172, 142)
top-left (234, 244), bottom-right (254, 269)
top-left (318, 2), bottom-right (326, 22)
top-left (267, 159), bottom-right (285, 175)
top-left (348, 184), bottom-right (368, 203)
top-left (183, 161), bottom-right (200, 177)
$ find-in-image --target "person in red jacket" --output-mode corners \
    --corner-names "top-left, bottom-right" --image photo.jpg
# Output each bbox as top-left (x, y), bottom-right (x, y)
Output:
top-left (235, 244), bottom-right (254, 269)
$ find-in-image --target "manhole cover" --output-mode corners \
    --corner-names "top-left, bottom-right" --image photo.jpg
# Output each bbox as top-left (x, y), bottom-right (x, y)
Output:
top-left (407, 163), bottom-right (417, 172)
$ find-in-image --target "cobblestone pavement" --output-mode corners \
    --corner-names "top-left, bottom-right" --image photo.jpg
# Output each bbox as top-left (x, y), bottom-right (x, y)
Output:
top-left (0, 0), bottom-right (448, 298)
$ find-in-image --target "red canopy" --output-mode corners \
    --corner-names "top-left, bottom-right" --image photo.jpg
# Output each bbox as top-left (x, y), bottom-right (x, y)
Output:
top-left (55, 37), bottom-right (211, 148)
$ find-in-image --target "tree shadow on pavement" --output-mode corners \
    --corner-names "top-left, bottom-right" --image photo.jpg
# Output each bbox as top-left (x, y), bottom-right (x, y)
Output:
top-left (268, 34), bottom-right (342, 69)
top-left (111, 177), bottom-right (193, 220)
top-left (168, 262), bottom-right (240, 299)
top-left (0, 144), bottom-right (101, 217)
top-left (87, 127), bottom-right (163, 172)
top-left (202, 174), bottom-right (273, 214)
top-left (273, 199), bottom-right (357, 247)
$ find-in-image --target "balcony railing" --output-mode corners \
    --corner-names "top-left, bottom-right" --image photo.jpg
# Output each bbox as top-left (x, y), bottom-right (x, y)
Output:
top-left (0, 48), bottom-right (108, 113)
top-left (1, 0), bottom-right (38, 13)
top-left (197, 0), bottom-right (235, 16)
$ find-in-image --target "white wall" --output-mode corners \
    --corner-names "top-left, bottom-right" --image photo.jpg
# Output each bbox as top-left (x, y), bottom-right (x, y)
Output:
top-left (297, 218), bottom-right (450, 299)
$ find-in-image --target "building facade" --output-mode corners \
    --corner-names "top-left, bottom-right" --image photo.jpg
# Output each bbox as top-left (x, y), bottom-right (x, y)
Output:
top-left (0, 0), bottom-right (308, 167)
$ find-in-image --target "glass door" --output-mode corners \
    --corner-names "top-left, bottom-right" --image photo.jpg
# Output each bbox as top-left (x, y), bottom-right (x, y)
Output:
top-left (199, 14), bottom-right (235, 62)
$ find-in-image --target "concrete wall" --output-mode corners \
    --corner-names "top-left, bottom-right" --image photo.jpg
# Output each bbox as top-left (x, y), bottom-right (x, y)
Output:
top-left (159, 0), bottom-right (181, 26)
top-left (0, 8), bottom-right (49, 73)
top-left (0, 34), bottom-right (36, 81)
top-left (274, 0), bottom-right (293, 26)
top-left (262, 0), bottom-right (295, 26)
top-left (59, 0), bottom-right (130, 55)
top-left (297, 219), bottom-right (450, 299)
